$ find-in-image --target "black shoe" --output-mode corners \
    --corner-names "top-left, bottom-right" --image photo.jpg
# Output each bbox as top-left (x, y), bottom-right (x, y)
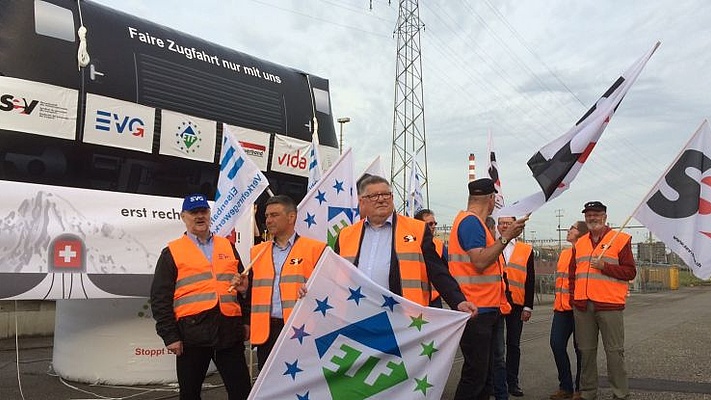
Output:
top-left (509, 386), bottom-right (524, 397)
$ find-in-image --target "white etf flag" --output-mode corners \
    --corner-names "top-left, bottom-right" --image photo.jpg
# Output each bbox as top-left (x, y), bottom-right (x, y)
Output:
top-left (210, 130), bottom-right (269, 237)
top-left (360, 155), bottom-right (387, 181)
top-left (633, 120), bottom-right (711, 279)
top-left (296, 148), bottom-right (359, 247)
top-left (248, 248), bottom-right (469, 399)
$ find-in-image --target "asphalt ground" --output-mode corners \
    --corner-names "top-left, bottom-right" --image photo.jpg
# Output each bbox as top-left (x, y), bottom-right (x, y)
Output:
top-left (2, 286), bottom-right (711, 399)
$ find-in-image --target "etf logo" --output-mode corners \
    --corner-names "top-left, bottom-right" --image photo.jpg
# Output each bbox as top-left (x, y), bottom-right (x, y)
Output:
top-left (175, 120), bottom-right (202, 154)
top-left (315, 312), bottom-right (408, 398)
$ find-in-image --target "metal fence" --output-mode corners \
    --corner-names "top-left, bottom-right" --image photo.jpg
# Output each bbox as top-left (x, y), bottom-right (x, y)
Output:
top-left (535, 265), bottom-right (681, 296)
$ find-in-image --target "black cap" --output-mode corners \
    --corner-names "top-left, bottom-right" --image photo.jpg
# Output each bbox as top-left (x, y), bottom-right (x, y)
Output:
top-left (582, 201), bottom-right (606, 213)
top-left (468, 178), bottom-right (497, 196)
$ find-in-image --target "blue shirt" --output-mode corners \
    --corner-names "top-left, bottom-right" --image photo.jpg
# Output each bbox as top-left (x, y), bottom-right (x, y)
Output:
top-left (186, 232), bottom-right (214, 262)
top-left (358, 215), bottom-right (394, 289)
top-left (271, 232), bottom-right (296, 318)
top-left (457, 215), bottom-right (498, 314)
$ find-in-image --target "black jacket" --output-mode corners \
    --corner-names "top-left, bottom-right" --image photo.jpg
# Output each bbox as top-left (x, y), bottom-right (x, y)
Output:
top-left (334, 213), bottom-right (466, 309)
top-left (150, 237), bottom-right (250, 348)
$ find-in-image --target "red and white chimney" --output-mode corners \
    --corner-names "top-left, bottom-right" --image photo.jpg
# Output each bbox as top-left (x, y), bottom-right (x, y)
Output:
top-left (468, 153), bottom-right (476, 182)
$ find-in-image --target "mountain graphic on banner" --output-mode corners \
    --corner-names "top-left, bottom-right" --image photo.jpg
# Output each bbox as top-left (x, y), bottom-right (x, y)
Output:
top-left (0, 191), bottom-right (157, 299)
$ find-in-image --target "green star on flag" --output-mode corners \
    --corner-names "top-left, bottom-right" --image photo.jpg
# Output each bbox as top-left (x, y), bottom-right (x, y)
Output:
top-left (409, 313), bottom-right (429, 331)
top-left (420, 340), bottom-right (438, 360)
top-left (414, 375), bottom-right (434, 395)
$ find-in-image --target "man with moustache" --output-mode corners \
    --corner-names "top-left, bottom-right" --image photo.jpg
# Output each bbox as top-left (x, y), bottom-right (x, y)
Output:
top-left (569, 201), bottom-right (636, 400)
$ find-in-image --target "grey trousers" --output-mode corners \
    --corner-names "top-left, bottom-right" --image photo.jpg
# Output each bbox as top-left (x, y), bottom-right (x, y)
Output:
top-left (574, 302), bottom-right (629, 400)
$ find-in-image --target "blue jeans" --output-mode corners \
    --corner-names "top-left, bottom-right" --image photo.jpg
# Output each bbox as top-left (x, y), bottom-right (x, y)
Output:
top-left (550, 310), bottom-right (581, 393)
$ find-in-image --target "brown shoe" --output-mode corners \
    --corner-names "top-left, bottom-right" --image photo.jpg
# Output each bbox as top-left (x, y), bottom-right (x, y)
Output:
top-left (571, 392), bottom-right (583, 400)
top-left (549, 389), bottom-right (573, 399)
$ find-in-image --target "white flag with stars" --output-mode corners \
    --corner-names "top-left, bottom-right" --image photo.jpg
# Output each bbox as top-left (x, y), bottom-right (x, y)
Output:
top-left (296, 147), bottom-right (359, 248)
top-left (248, 247), bottom-right (469, 399)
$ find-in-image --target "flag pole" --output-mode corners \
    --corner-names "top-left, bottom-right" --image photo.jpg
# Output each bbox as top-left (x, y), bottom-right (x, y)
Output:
top-left (227, 244), bottom-right (270, 293)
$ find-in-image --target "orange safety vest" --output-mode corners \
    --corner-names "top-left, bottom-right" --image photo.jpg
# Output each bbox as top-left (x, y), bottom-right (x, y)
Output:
top-left (250, 236), bottom-right (326, 345)
top-left (573, 230), bottom-right (631, 305)
top-left (448, 211), bottom-right (509, 312)
top-left (337, 215), bottom-right (431, 306)
top-left (430, 238), bottom-right (445, 301)
top-left (168, 235), bottom-right (242, 319)
top-left (504, 241), bottom-right (532, 306)
top-left (554, 248), bottom-right (573, 311)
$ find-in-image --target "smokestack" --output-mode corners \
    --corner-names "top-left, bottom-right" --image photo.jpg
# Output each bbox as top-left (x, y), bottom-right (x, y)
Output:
top-left (468, 153), bottom-right (476, 182)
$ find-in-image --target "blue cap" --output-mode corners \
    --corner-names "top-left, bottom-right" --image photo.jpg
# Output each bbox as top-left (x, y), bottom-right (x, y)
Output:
top-left (182, 194), bottom-right (210, 211)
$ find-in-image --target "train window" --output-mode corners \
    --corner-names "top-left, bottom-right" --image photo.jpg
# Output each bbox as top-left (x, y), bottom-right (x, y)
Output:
top-left (313, 87), bottom-right (331, 114)
top-left (34, 0), bottom-right (75, 42)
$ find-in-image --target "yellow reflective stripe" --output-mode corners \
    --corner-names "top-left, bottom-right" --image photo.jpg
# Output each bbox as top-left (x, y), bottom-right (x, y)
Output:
top-left (175, 272), bottom-right (212, 289)
top-left (398, 252), bottom-right (425, 262)
top-left (281, 275), bottom-right (306, 284)
top-left (219, 294), bottom-right (238, 304)
top-left (555, 272), bottom-right (568, 279)
top-left (402, 279), bottom-right (428, 290)
top-left (575, 256), bottom-right (619, 265)
top-left (509, 281), bottom-right (525, 289)
top-left (575, 272), bottom-right (628, 284)
top-left (449, 254), bottom-right (471, 262)
top-left (454, 275), bottom-right (501, 284)
top-left (252, 304), bottom-right (271, 313)
top-left (253, 279), bottom-right (273, 287)
top-left (554, 287), bottom-right (570, 294)
top-left (506, 263), bottom-right (527, 273)
top-left (174, 292), bottom-right (216, 308)
top-left (215, 273), bottom-right (235, 282)
top-left (282, 300), bottom-right (298, 309)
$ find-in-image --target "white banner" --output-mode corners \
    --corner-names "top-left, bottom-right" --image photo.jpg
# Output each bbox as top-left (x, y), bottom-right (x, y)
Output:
top-left (271, 134), bottom-right (311, 177)
top-left (159, 109), bottom-right (217, 162)
top-left (83, 93), bottom-right (156, 153)
top-left (223, 124), bottom-right (271, 171)
top-left (0, 180), bottom-right (183, 299)
top-left (0, 76), bottom-right (77, 140)
top-left (249, 248), bottom-right (469, 399)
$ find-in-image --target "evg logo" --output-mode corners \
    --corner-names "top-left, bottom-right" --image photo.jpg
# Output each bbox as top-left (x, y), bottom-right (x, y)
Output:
top-left (95, 110), bottom-right (145, 137)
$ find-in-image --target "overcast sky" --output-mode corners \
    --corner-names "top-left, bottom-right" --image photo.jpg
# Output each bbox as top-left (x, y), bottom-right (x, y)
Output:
top-left (96, 0), bottom-right (711, 244)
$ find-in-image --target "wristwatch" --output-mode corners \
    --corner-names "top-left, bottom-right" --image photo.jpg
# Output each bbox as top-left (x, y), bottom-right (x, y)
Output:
top-left (499, 237), bottom-right (508, 245)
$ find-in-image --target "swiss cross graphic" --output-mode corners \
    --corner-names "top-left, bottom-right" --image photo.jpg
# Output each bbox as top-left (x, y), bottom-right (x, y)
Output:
top-left (49, 234), bottom-right (85, 272)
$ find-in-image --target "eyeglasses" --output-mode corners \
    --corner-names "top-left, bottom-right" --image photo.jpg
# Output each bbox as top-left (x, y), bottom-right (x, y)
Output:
top-left (427, 221), bottom-right (438, 227)
top-left (569, 226), bottom-right (578, 231)
top-left (361, 192), bottom-right (393, 201)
